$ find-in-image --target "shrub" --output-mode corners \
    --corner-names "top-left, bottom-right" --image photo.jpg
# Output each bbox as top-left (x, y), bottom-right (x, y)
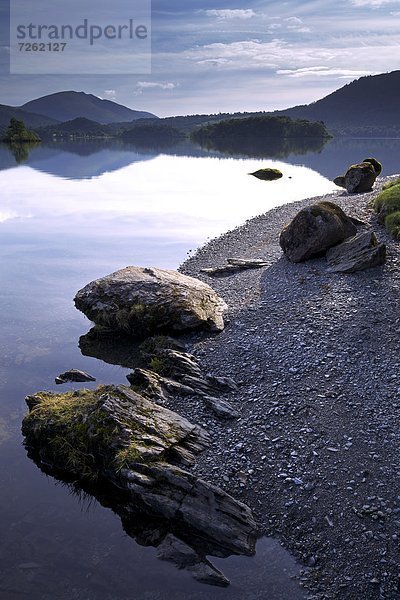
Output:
top-left (382, 177), bottom-right (400, 190)
top-left (385, 211), bottom-right (400, 239)
top-left (372, 184), bottom-right (400, 220)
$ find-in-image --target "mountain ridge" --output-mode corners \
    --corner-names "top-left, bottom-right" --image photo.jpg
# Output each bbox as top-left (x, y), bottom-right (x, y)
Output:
top-left (273, 71), bottom-right (400, 133)
top-left (21, 91), bottom-right (157, 124)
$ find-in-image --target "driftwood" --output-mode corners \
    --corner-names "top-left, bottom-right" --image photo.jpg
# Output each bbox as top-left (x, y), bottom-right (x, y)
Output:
top-left (201, 258), bottom-right (268, 277)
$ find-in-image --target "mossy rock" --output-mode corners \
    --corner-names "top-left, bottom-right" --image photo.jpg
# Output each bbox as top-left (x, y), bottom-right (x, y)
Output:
top-left (333, 157), bottom-right (382, 193)
top-left (363, 157), bottom-right (382, 176)
top-left (22, 385), bottom-right (209, 482)
top-left (250, 168), bottom-right (283, 181)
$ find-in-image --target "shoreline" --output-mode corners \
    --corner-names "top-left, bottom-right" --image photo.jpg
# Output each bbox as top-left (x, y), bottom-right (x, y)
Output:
top-left (172, 175), bottom-right (400, 599)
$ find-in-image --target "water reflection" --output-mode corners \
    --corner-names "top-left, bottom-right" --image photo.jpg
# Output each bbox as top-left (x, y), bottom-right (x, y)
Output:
top-left (6, 141), bottom-right (41, 164)
top-left (194, 136), bottom-right (329, 159)
top-left (21, 455), bottom-right (253, 588)
top-left (1, 136), bottom-right (399, 182)
top-left (79, 326), bottom-right (145, 369)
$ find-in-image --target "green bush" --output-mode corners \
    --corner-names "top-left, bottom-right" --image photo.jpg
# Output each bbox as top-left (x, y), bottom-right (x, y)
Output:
top-left (382, 177), bottom-right (400, 190)
top-left (372, 184), bottom-right (400, 219)
top-left (385, 211), bottom-right (400, 239)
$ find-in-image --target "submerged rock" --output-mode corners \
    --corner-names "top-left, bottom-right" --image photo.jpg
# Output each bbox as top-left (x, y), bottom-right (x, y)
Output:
top-left (22, 385), bottom-right (258, 563)
top-left (326, 230), bottom-right (386, 273)
top-left (279, 201), bottom-right (357, 263)
top-left (74, 266), bottom-right (227, 337)
top-left (250, 168), bottom-right (283, 181)
top-left (55, 369), bottom-right (96, 385)
top-left (333, 158), bottom-right (382, 193)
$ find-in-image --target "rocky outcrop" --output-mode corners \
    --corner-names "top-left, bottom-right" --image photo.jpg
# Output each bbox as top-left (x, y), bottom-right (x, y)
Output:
top-left (55, 369), bottom-right (96, 384)
top-left (333, 158), bottom-right (382, 193)
top-left (22, 385), bottom-right (258, 585)
top-left (250, 168), bottom-right (283, 181)
top-left (279, 201), bottom-right (357, 263)
top-left (326, 230), bottom-right (386, 273)
top-left (74, 266), bottom-right (227, 337)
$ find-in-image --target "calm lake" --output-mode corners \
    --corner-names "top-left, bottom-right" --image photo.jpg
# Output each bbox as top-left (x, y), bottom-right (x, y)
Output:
top-left (0, 137), bottom-right (398, 599)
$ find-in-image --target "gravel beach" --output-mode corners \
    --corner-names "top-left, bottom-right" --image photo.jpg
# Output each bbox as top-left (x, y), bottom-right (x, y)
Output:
top-left (172, 176), bottom-right (400, 599)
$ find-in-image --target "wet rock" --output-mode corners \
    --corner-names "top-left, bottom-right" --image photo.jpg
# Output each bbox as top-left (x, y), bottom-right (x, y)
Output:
top-left (333, 158), bottom-right (382, 193)
top-left (22, 385), bottom-right (258, 559)
top-left (55, 369), bottom-right (96, 384)
top-left (326, 230), bottom-right (386, 273)
top-left (279, 201), bottom-right (357, 262)
top-left (250, 168), bottom-right (283, 181)
top-left (74, 266), bottom-right (227, 337)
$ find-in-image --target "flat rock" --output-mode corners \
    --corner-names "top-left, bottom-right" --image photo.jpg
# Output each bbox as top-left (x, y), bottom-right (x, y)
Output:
top-left (201, 258), bottom-right (269, 276)
top-left (279, 201), bottom-right (357, 262)
top-left (74, 266), bottom-right (227, 337)
top-left (326, 230), bottom-right (386, 273)
top-left (204, 396), bottom-right (240, 419)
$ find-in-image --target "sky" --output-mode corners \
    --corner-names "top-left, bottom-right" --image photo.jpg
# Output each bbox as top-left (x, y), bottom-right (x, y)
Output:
top-left (0, 0), bottom-right (400, 116)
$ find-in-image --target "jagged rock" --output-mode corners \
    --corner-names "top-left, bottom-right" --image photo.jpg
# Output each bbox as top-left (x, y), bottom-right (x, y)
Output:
top-left (279, 201), bottom-right (358, 263)
top-left (127, 349), bottom-right (238, 401)
top-left (333, 158), bottom-right (382, 193)
top-left (326, 230), bottom-right (386, 273)
top-left (201, 258), bottom-right (269, 276)
top-left (250, 168), bottom-right (283, 181)
top-left (74, 266), bottom-right (227, 337)
top-left (127, 368), bottom-right (195, 401)
top-left (204, 396), bottom-right (240, 419)
top-left (55, 369), bottom-right (96, 384)
top-left (22, 385), bottom-right (258, 564)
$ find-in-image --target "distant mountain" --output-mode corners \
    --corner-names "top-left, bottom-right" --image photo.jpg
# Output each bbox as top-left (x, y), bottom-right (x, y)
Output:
top-left (275, 71), bottom-right (400, 134)
top-left (0, 104), bottom-right (57, 134)
top-left (21, 91), bottom-right (157, 124)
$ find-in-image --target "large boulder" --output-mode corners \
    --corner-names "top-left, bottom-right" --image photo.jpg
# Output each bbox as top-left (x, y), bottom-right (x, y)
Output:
top-left (326, 230), bottom-right (386, 273)
top-left (22, 385), bottom-right (258, 575)
top-left (333, 158), bottom-right (382, 193)
top-left (279, 201), bottom-right (358, 263)
top-left (74, 266), bottom-right (227, 337)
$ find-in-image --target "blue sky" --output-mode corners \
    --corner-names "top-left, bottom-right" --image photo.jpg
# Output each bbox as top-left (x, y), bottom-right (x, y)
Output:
top-left (1, 0), bottom-right (400, 116)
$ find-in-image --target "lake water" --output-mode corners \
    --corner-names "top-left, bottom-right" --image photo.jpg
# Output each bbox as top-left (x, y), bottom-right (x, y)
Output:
top-left (0, 137), bottom-right (398, 599)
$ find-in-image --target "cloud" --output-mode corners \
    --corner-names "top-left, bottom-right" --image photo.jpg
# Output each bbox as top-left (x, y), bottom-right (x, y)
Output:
top-left (285, 17), bottom-right (303, 24)
top-left (133, 81), bottom-right (178, 95)
top-left (136, 81), bottom-right (177, 90)
top-left (351, 0), bottom-right (396, 6)
top-left (204, 9), bottom-right (256, 20)
top-left (277, 66), bottom-right (374, 78)
top-left (103, 89), bottom-right (116, 100)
